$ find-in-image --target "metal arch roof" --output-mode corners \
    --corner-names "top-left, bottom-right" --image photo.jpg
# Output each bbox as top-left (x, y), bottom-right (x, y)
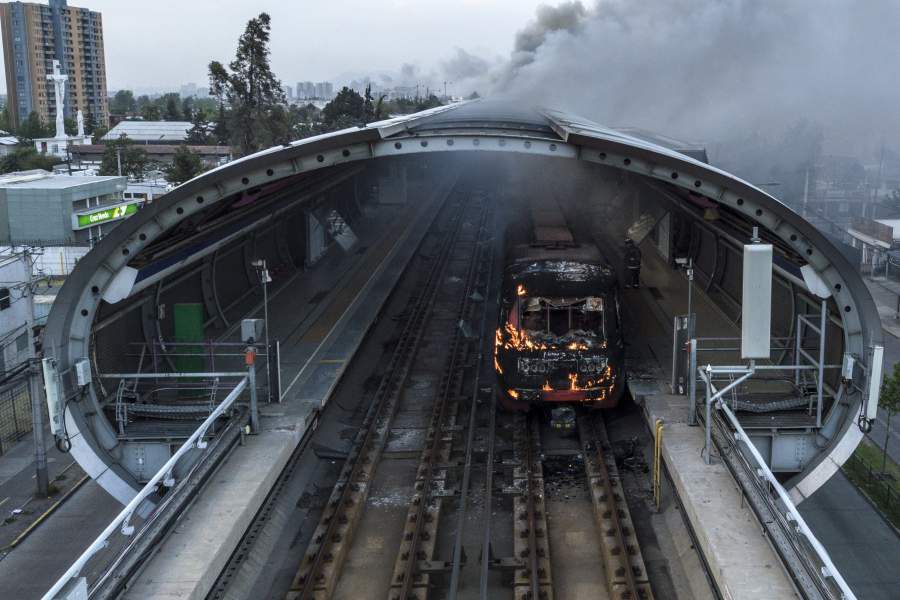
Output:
top-left (45, 99), bottom-right (881, 504)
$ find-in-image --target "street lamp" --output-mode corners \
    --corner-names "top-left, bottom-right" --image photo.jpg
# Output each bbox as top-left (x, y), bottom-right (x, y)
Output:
top-left (251, 259), bottom-right (272, 402)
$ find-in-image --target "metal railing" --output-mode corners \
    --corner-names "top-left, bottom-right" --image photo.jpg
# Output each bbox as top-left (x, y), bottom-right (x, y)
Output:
top-left (42, 375), bottom-right (249, 600)
top-left (698, 368), bottom-right (856, 600)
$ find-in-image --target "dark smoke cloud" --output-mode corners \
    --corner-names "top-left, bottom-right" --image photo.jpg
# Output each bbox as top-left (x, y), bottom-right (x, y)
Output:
top-left (491, 0), bottom-right (900, 160)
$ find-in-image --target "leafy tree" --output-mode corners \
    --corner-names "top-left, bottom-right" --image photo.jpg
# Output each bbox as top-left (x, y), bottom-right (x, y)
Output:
top-left (186, 109), bottom-right (212, 144)
top-left (181, 96), bottom-right (195, 122)
top-left (162, 93), bottom-right (181, 121)
top-left (467, 91), bottom-right (480, 100)
top-left (16, 111), bottom-right (51, 141)
top-left (0, 147), bottom-right (61, 174)
top-left (91, 124), bottom-right (110, 144)
top-left (0, 106), bottom-right (11, 132)
top-left (64, 117), bottom-right (77, 136)
top-left (213, 102), bottom-right (229, 145)
top-left (83, 111), bottom-right (96, 135)
top-left (110, 89), bottom-right (137, 115)
top-left (99, 135), bottom-right (149, 180)
top-left (880, 362), bottom-right (900, 473)
top-left (164, 145), bottom-right (204, 185)
top-left (208, 12), bottom-right (286, 155)
top-left (140, 103), bottom-right (161, 121)
top-left (322, 87), bottom-right (365, 129)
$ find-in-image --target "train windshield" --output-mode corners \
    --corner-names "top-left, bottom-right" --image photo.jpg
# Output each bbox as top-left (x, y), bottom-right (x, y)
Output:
top-left (518, 295), bottom-right (615, 342)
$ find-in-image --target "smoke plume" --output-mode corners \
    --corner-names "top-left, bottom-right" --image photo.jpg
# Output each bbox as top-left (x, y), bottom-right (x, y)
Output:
top-left (450, 1), bottom-right (900, 163)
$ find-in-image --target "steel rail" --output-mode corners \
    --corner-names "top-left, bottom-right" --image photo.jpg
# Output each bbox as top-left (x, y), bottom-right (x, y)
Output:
top-left (510, 413), bottom-right (552, 600)
top-left (477, 386), bottom-right (497, 600)
top-left (578, 413), bottom-right (653, 600)
top-left (447, 206), bottom-right (496, 599)
top-left (287, 197), bottom-right (468, 600)
top-left (391, 201), bottom-right (492, 600)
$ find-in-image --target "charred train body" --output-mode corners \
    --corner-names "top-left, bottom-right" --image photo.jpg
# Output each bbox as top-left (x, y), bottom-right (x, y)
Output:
top-left (495, 198), bottom-right (625, 409)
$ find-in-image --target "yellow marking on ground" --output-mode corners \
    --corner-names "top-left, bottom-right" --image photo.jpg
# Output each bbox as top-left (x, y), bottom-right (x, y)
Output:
top-left (0, 497), bottom-right (9, 508)
top-left (3, 474), bottom-right (88, 551)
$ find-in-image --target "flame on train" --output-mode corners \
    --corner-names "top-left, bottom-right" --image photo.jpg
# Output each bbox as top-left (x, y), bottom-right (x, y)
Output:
top-left (495, 196), bottom-right (625, 410)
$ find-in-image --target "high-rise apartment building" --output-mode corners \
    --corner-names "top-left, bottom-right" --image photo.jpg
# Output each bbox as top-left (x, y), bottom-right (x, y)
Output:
top-left (0, 0), bottom-right (108, 130)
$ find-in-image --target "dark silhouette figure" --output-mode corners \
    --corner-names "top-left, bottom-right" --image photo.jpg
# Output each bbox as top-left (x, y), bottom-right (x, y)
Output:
top-left (624, 239), bottom-right (642, 288)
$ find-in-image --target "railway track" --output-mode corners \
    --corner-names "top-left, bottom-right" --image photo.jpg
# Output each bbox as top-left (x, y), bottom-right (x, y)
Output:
top-left (578, 413), bottom-right (653, 600)
top-left (286, 189), bottom-right (494, 600)
top-left (276, 187), bottom-right (656, 600)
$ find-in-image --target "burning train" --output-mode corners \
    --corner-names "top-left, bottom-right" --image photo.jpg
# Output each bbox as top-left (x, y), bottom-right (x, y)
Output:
top-left (494, 197), bottom-right (625, 410)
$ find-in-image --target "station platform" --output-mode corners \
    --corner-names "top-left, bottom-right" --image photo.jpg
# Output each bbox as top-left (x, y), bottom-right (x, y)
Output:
top-left (614, 247), bottom-right (798, 599)
top-left (624, 240), bottom-right (900, 599)
top-left (118, 178), bottom-right (453, 599)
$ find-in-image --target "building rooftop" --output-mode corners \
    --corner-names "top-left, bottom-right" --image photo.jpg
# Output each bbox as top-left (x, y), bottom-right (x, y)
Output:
top-left (0, 170), bottom-right (126, 190)
top-left (102, 121), bottom-right (193, 143)
top-left (72, 144), bottom-right (232, 156)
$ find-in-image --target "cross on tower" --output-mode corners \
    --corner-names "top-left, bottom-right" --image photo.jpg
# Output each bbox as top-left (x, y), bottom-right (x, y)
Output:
top-left (46, 60), bottom-right (68, 140)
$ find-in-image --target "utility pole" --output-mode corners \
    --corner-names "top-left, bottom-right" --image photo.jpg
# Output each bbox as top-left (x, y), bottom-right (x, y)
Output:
top-left (29, 358), bottom-right (49, 497)
top-left (116, 146), bottom-right (122, 177)
top-left (24, 250), bottom-right (49, 497)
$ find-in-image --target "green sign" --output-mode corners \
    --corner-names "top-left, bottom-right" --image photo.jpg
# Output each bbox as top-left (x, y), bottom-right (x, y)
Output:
top-left (75, 202), bottom-right (139, 229)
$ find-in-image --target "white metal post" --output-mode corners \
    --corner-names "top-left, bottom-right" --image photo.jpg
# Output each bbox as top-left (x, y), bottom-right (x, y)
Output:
top-left (704, 366), bottom-right (713, 464)
top-left (688, 339), bottom-right (698, 426)
top-left (795, 313), bottom-right (803, 387)
top-left (817, 300), bottom-right (827, 427)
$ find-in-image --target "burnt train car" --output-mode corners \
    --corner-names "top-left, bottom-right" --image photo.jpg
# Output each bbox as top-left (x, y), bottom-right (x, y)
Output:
top-left (494, 197), bottom-right (625, 410)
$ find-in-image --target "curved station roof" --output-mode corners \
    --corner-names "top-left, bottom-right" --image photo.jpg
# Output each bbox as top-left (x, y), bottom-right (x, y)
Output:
top-left (44, 100), bottom-right (881, 506)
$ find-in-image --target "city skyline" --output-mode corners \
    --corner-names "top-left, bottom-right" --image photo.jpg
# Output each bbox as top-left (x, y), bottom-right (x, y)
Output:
top-left (0, 0), bottom-right (548, 96)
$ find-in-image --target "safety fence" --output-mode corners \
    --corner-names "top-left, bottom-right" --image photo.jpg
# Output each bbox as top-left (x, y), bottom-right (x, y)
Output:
top-left (42, 374), bottom-right (249, 600)
top-left (698, 368), bottom-right (857, 600)
top-left (843, 452), bottom-right (900, 526)
top-left (0, 379), bottom-right (33, 456)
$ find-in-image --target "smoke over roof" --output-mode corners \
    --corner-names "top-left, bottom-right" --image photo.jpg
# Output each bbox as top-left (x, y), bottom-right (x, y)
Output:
top-left (444, 1), bottom-right (899, 158)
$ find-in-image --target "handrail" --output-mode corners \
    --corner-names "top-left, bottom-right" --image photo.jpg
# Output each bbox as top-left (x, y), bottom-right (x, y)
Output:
top-left (42, 376), bottom-right (249, 600)
top-left (698, 368), bottom-right (856, 600)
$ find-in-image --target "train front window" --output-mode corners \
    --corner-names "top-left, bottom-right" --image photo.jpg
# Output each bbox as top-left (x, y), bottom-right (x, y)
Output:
top-left (520, 296), bottom-right (608, 339)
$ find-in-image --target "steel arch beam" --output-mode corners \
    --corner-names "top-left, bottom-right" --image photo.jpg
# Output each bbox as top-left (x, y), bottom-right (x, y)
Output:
top-left (44, 101), bottom-right (880, 504)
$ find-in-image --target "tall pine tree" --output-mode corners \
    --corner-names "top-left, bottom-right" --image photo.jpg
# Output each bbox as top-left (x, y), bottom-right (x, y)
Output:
top-left (209, 13), bottom-right (286, 155)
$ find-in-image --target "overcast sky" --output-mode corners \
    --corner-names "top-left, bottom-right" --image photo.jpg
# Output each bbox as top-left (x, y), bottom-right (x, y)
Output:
top-left (0, 0), bottom-right (550, 93)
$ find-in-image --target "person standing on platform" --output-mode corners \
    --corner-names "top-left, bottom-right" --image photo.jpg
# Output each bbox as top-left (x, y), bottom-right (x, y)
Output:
top-left (624, 238), bottom-right (642, 288)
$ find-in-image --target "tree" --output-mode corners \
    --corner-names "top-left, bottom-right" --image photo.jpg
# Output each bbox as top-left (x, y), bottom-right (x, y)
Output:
top-left (140, 103), bottom-right (161, 121)
top-left (0, 106), bottom-right (11, 132)
top-left (164, 145), bottom-right (204, 185)
top-left (181, 96), bottom-right (195, 122)
top-left (110, 89), bottom-right (137, 115)
top-left (16, 111), bottom-right (51, 141)
top-left (208, 12), bottom-right (286, 155)
top-left (880, 362), bottom-right (900, 473)
top-left (83, 111), bottom-right (95, 135)
top-left (0, 147), bottom-right (61, 174)
top-left (99, 135), bottom-right (148, 180)
top-left (322, 87), bottom-right (365, 129)
top-left (162, 93), bottom-right (181, 121)
top-left (186, 109), bottom-right (212, 144)
top-left (212, 102), bottom-right (229, 145)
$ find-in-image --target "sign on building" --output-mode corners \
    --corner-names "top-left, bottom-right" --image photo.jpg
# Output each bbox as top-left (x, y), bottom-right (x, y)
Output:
top-left (72, 201), bottom-right (140, 230)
